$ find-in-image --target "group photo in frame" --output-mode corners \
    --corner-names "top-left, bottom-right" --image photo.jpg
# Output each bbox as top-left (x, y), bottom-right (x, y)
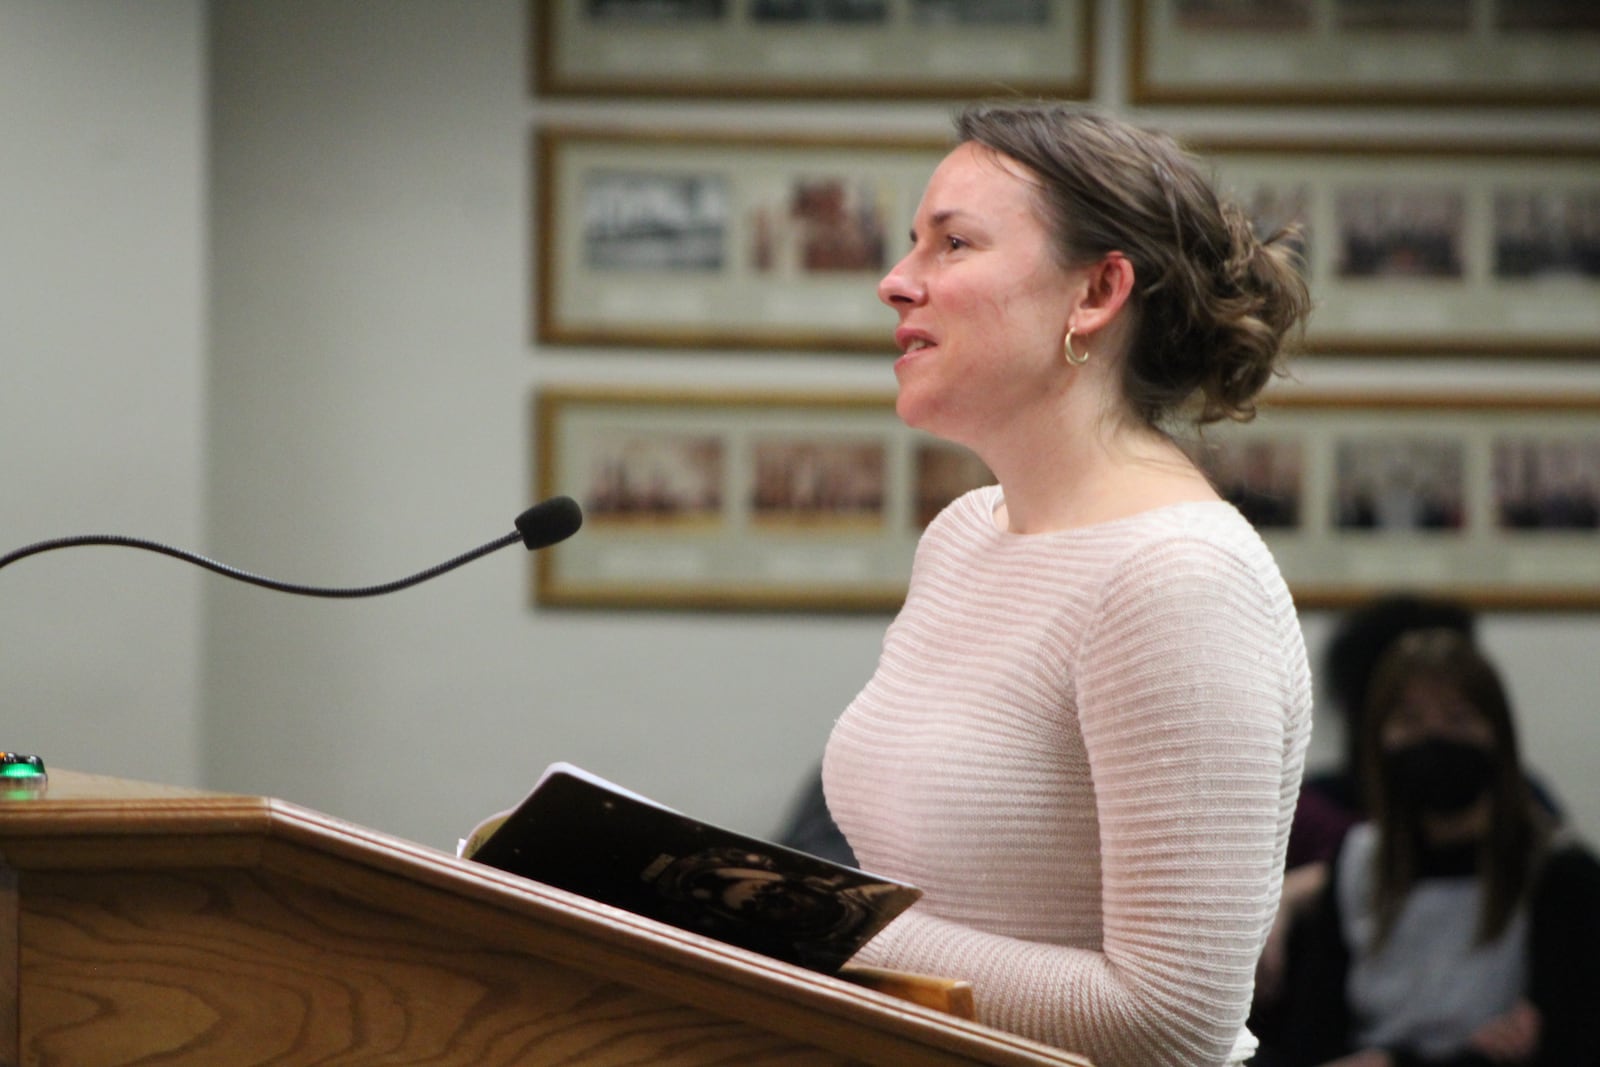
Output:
top-left (535, 130), bottom-right (1600, 357)
top-left (534, 387), bottom-right (1600, 612)
top-left (1203, 140), bottom-right (1600, 355)
top-left (1131, 0), bottom-right (1600, 106)
top-left (532, 386), bottom-right (993, 611)
top-left (534, 130), bottom-right (935, 353)
top-left (532, 0), bottom-right (1093, 99)
top-left (1195, 390), bottom-right (1600, 610)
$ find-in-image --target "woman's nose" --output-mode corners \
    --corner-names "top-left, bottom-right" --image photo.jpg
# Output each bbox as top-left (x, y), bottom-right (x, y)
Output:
top-left (877, 254), bottom-right (924, 308)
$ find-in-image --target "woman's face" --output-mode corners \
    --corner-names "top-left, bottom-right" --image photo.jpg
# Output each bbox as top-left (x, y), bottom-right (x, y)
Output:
top-left (877, 142), bottom-right (1081, 448)
top-left (1379, 676), bottom-right (1496, 752)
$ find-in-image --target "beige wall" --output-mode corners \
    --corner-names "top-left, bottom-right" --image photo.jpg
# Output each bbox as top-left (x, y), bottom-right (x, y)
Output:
top-left (4, 0), bottom-right (1598, 851)
top-left (1, 0), bottom-right (206, 788)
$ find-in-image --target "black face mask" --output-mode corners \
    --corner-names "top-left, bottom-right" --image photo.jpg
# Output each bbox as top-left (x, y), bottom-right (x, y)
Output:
top-left (1382, 738), bottom-right (1496, 814)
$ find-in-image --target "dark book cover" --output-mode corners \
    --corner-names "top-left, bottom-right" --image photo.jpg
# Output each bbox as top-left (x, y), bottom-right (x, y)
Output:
top-left (462, 762), bottom-right (921, 974)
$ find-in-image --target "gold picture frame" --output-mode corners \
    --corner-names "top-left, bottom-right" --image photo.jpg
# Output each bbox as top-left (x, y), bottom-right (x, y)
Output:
top-left (532, 386), bottom-right (992, 611)
top-left (533, 128), bottom-right (938, 354)
top-left (1131, 0), bottom-right (1600, 107)
top-left (532, 0), bottom-right (1094, 100)
top-left (1200, 390), bottom-right (1600, 610)
top-left (1200, 139), bottom-right (1600, 356)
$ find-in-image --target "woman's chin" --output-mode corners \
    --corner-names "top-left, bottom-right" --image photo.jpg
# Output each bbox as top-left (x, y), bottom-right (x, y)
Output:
top-left (894, 389), bottom-right (930, 430)
top-left (894, 391), bottom-right (956, 443)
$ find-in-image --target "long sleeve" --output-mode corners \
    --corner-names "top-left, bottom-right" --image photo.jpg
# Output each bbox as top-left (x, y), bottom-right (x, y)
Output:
top-left (825, 490), bottom-right (1311, 1067)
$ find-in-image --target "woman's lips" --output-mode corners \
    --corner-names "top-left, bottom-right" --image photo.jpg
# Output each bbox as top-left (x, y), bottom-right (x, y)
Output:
top-left (895, 327), bottom-right (935, 356)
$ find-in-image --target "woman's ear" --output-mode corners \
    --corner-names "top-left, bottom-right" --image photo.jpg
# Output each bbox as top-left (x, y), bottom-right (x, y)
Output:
top-left (1069, 252), bottom-right (1135, 336)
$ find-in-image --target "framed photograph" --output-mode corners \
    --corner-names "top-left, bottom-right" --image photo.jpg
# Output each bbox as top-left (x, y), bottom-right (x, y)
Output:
top-left (1202, 141), bottom-right (1600, 356)
top-left (535, 129), bottom-right (942, 352)
top-left (532, 387), bottom-right (993, 610)
top-left (532, 0), bottom-right (1092, 100)
top-left (537, 131), bottom-right (1600, 356)
top-left (1191, 391), bottom-right (1600, 610)
top-left (1131, 0), bottom-right (1600, 106)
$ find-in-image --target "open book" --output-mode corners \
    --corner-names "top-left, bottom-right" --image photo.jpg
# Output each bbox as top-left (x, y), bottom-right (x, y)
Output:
top-left (460, 762), bottom-right (921, 974)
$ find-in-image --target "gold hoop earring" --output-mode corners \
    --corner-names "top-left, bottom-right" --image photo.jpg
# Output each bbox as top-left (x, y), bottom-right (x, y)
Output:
top-left (1064, 328), bottom-right (1089, 366)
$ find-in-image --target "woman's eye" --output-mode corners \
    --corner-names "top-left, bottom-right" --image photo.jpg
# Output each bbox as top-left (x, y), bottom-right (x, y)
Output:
top-left (944, 235), bottom-right (967, 252)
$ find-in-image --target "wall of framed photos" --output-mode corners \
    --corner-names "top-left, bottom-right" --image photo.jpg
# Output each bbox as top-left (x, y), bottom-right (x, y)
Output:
top-left (528, 0), bottom-right (1600, 612)
top-left (114, 0), bottom-right (1590, 853)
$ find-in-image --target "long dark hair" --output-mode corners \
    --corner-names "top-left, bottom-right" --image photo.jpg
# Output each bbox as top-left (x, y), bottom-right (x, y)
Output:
top-left (1358, 629), bottom-right (1543, 948)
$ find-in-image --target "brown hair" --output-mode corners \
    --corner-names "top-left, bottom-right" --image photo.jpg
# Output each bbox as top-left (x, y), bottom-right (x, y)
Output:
top-left (1358, 628), bottom-right (1542, 949)
top-left (954, 102), bottom-right (1311, 429)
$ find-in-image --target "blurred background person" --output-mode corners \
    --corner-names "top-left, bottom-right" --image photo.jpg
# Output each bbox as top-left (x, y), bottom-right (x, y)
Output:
top-left (1255, 629), bottom-right (1600, 1067)
top-left (1255, 595), bottom-right (1565, 1023)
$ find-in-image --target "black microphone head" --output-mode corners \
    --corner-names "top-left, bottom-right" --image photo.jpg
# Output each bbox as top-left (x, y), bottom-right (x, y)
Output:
top-left (514, 496), bottom-right (583, 551)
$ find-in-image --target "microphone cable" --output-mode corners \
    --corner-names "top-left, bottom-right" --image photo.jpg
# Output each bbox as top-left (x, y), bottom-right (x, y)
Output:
top-left (0, 496), bottom-right (582, 599)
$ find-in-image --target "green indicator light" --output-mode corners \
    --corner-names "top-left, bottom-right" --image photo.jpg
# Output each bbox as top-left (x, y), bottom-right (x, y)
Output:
top-left (1, 753), bottom-right (46, 779)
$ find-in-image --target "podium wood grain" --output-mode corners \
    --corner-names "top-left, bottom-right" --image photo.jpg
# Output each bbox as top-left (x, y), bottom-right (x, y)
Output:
top-left (0, 771), bottom-right (1090, 1067)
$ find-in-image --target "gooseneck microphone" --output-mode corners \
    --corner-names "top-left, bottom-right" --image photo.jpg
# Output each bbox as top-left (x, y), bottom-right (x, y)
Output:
top-left (0, 496), bottom-right (583, 599)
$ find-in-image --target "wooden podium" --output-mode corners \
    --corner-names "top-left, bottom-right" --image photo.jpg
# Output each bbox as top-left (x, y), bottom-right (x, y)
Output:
top-left (0, 771), bottom-right (1090, 1066)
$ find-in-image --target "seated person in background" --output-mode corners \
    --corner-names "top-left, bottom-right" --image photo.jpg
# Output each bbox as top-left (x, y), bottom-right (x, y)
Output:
top-left (1256, 595), bottom-right (1563, 1014)
top-left (1257, 629), bottom-right (1600, 1067)
top-left (1291, 594), bottom-right (1479, 871)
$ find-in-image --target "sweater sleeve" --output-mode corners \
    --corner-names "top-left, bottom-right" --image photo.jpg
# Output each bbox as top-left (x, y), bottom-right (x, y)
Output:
top-left (854, 536), bottom-right (1306, 1067)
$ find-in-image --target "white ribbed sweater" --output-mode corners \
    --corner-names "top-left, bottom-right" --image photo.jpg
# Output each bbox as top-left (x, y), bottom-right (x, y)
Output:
top-left (823, 486), bottom-right (1311, 1067)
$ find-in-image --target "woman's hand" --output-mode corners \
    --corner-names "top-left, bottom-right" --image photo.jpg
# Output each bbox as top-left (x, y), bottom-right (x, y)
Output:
top-left (1469, 998), bottom-right (1541, 1063)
